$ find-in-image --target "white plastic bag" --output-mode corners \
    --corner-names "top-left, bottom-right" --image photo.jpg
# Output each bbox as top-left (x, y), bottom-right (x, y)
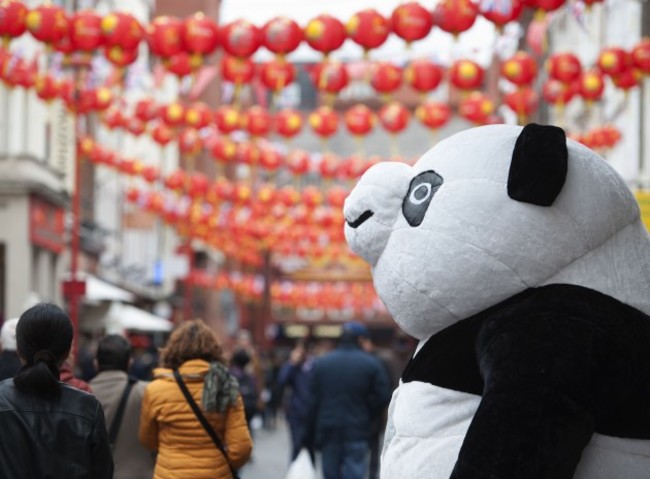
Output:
top-left (285, 448), bottom-right (317, 479)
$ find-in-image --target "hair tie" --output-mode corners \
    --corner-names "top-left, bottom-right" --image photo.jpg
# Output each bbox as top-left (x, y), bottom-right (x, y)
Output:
top-left (33, 350), bottom-right (56, 364)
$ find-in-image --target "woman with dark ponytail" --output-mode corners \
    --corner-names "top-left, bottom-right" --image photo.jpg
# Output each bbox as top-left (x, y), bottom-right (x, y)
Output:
top-left (0, 303), bottom-right (114, 478)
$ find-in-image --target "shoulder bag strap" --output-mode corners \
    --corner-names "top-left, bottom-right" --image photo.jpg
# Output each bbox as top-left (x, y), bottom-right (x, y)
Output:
top-left (173, 369), bottom-right (240, 479)
top-left (108, 376), bottom-right (137, 447)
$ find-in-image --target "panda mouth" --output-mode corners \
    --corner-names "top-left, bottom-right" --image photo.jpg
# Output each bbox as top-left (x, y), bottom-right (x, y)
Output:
top-left (346, 210), bottom-right (374, 228)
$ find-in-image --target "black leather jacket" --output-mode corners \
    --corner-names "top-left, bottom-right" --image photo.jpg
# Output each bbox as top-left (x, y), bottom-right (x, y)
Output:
top-left (0, 378), bottom-right (114, 478)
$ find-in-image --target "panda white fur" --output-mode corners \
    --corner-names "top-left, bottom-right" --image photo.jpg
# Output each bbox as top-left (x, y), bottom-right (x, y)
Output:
top-left (344, 124), bottom-right (650, 478)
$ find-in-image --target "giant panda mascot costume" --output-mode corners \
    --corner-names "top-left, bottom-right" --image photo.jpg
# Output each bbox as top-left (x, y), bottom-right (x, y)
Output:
top-left (343, 124), bottom-right (650, 479)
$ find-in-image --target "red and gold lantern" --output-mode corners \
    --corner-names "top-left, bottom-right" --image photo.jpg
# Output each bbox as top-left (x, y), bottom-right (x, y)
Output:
top-left (237, 142), bottom-right (261, 166)
top-left (346, 9), bottom-right (390, 54)
top-left (260, 59), bottom-right (296, 92)
top-left (371, 62), bottom-right (403, 95)
top-left (632, 38), bottom-right (650, 75)
top-left (480, 0), bottom-right (523, 31)
top-left (274, 109), bottom-right (303, 139)
top-left (93, 87), bottom-right (113, 111)
top-left (432, 0), bottom-right (480, 37)
top-left (597, 47), bottom-right (632, 77)
top-left (309, 106), bottom-right (339, 138)
top-left (0, 0), bottom-right (28, 46)
top-left (262, 16), bottom-right (303, 57)
top-left (163, 52), bottom-right (199, 78)
top-left (102, 106), bottom-right (125, 130)
top-left (524, 0), bottom-right (566, 15)
top-left (241, 106), bottom-right (272, 137)
top-left (103, 45), bottom-right (138, 68)
top-left (319, 153), bottom-right (341, 180)
top-left (304, 14), bottom-right (346, 58)
top-left (541, 78), bottom-right (575, 106)
top-left (449, 59), bottom-right (484, 91)
top-left (547, 52), bottom-right (582, 83)
top-left (260, 148), bottom-right (284, 171)
top-left (147, 16), bottom-right (184, 58)
top-left (26, 3), bottom-right (69, 46)
top-left (185, 102), bottom-right (213, 129)
top-left (501, 51), bottom-right (538, 87)
top-left (503, 86), bottom-right (539, 123)
top-left (458, 92), bottom-right (495, 124)
top-left (405, 59), bottom-right (444, 94)
top-left (286, 150), bottom-right (310, 175)
top-left (134, 98), bottom-right (158, 123)
top-left (183, 12), bottom-right (220, 66)
top-left (221, 19), bottom-right (261, 58)
top-left (391, 2), bottom-right (433, 45)
top-left (312, 60), bottom-right (349, 94)
top-left (126, 117), bottom-right (146, 137)
top-left (612, 68), bottom-right (642, 92)
top-left (344, 104), bottom-right (376, 136)
top-left (179, 128), bottom-right (203, 158)
top-left (577, 69), bottom-right (605, 103)
top-left (378, 101), bottom-right (410, 134)
top-left (214, 105), bottom-right (241, 135)
top-left (415, 101), bottom-right (452, 130)
top-left (220, 55), bottom-right (255, 85)
top-left (210, 136), bottom-right (238, 163)
top-left (34, 74), bottom-right (59, 103)
top-left (70, 10), bottom-right (103, 52)
top-left (326, 186), bottom-right (349, 208)
top-left (160, 102), bottom-right (186, 128)
top-left (152, 123), bottom-right (175, 146)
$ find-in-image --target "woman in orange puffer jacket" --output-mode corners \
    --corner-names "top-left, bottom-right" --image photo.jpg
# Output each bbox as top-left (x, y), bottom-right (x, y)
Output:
top-left (139, 319), bottom-right (253, 479)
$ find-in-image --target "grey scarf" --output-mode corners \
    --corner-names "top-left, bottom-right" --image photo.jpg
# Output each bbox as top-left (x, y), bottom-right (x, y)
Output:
top-left (202, 361), bottom-right (240, 413)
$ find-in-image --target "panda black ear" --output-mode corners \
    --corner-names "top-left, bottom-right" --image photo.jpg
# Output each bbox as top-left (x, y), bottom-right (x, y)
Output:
top-left (507, 123), bottom-right (568, 207)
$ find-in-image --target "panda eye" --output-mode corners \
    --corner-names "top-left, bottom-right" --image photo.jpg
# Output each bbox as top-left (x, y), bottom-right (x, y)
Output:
top-left (402, 170), bottom-right (443, 227)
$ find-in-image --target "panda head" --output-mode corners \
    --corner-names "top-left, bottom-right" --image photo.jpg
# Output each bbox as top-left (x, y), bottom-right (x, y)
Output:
top-left (344, 124), bottom-right (641, 340)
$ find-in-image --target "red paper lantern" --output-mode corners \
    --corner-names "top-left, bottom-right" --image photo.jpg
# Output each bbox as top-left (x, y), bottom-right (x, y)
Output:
top-left (319, 153), bottom-right (341, 179)
top-left (524, 0), bottom-right (566, 14)
top-left (221, 19), bottom-right (261, 58)
top-left (415, 101), bottom-right (452, 130)
top-left (501, 51), bottom-right (538, 87)
top-left (185, 102), bottom-right (213, 129)
top-left (432, 0), bottom-right (480, 36)
top-left (309, 106), bottom-right (339, 138)
top-left (632, 38), bottom-right (650, 74)
top-left (102, 12), bottom-right (143, 52)
top-left (326, 186), bottom-right (349, 208)
top-left (449, 59), bottom-right (484, 90)
top-left (404, 59), bottom-right (444, 93)
top-left (312, 61), bottom-right (349, 94)
top-left (371, 62), bottom-right (403, 95)
top-left (179, 128), bottom-right (203, 157)
top-left (210, 136), bottom-right (238, 163)
top-left (134, 98), bottom-right (158, 122)
top-left (582, 0), bottom-right (604, 7)
top-left (70, 10), bottom-right (103, 52)
top-left (547, 52), bottom-right (582, 83)
top-left (278, 185), bottom-right (302, 206)
top-left (164, 52), bottom-right (200, 78)
top-left (152, 123), bottom-right (175, 146)
top-left (346, 9), bottom-right (390, 53)
top-left (597, 47), bottom-right (632, 77)
top-left (541, 78), bottom-right (576, 106)
top-left (260, 59), bottom-right (296, 92)
top-left (26, 3), bottom-right (69, 46)
top-left (286, 150), bottom-right (311, 175)
top-left (214, 105), bottom-right (241, 134)
top-left (304, 14), bottom-right (346, 57)
top-left (391, 2), bottom-right (433, 44)
top-left (126, 117), bottom-right (146, 137)
top-left (262, 16), bottom-right (303, 56)
top-left (459, 92), bottom-right (495, 124)
top-left (34, 74), bottom-right (59, 103)
top-left (103, 46), bottom-right (138, 68)
top-left (302, 186), bottom-right (324, 208)
top-left (237, 142), bottom-right (261, 166)
top-left (102, 106), bottom-right (125, 130)
top-left (188, 173), bottom-right (210, 198)
top-left (378, 101), bottom-right (410, 133)
top-left (344, 104), bottom-right (376, 136)
top-left (220, 55), bottom-right (255, 85)
top-left (274, 109), bottom-right (303, 139)
top-left (260, 148), bottom-right (284, 171)
top-left (0, 1), bottom-right (28, 46)
top-left (612, 68), bottom-right (642, 92)
top-left (503, 87), bottom-right (539, 121)
top-left (241, 106), bottom-right (272, 137)
top-left (160, 102), bottom-right (186, 128)
top-left (480, 0), bottom-right (523, 30)
top-left (93, 87), bottom-right (113, 111)
top-left (183, 12), bottom-right (219, 65)
top-left (147, 16), bottom-right (184, 58)
top-left (577, 70), bottom-right (605, 102)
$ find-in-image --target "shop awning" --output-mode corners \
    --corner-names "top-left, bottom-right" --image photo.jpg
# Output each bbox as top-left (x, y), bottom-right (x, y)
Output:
top-left (105, 302), bottom-right (173, 334)
top-left (84, 275), bottom-right (136, 303)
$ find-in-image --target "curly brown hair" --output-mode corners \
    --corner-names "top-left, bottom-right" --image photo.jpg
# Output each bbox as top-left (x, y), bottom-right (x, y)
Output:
top-left (159, 319), bottom-right (224, 369)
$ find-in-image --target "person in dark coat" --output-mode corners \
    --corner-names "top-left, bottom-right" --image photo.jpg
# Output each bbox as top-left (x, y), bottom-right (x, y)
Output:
top-left (0, 303), bottom-right (113, 478)
top-left (303, 321), bottom-right (392, 479)
top-left (0, 318), bottom-right (21, 381)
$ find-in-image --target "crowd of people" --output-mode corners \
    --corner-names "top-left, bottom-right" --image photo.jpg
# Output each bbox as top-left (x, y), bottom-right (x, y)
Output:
top-left (0, 302), bottom-right (413, 479)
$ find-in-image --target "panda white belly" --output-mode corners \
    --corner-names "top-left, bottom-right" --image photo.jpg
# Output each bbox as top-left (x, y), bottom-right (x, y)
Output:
top-left (381, 381), bottom-right (650, 479)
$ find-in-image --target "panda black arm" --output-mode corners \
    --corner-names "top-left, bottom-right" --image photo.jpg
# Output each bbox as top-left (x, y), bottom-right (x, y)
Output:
top-left (450, 309), bottom-right (596, 479)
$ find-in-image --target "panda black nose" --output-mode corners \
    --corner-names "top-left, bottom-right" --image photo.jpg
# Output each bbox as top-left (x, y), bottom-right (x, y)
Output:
top-left (346, 210), bottom-right (374, 229)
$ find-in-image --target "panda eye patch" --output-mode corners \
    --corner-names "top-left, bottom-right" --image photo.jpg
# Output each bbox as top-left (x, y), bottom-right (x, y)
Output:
top-left (402, 170), bottom-right (443, 227)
